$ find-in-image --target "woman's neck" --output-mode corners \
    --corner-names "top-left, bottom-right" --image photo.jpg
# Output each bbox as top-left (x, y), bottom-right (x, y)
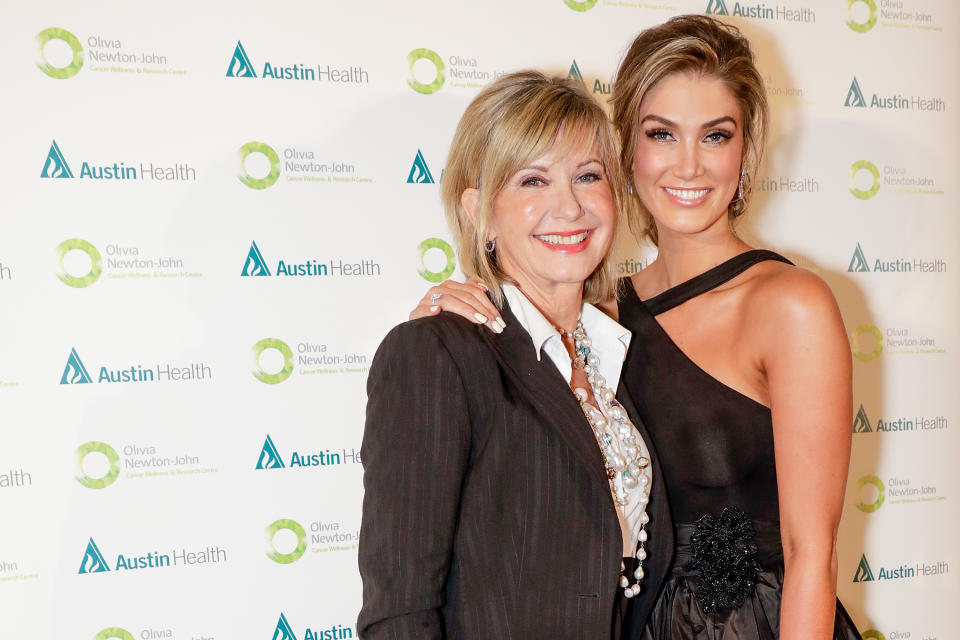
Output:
top-left (511, 278), bottom-right (583, 334)
top-left (648, 225), bottom-right (751, 293)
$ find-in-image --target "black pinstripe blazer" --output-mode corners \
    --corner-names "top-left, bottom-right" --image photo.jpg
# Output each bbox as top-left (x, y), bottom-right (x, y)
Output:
top-left (358, 301), bottom-right (673, 639)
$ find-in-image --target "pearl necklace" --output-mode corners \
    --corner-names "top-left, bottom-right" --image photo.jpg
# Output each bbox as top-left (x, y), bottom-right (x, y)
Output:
top-left (568, 320), bottom-right (652, 599)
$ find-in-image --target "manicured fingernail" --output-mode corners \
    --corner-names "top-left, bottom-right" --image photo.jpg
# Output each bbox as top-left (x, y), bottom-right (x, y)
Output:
top-left (491, 320), bottom-right (504, 334)
top-left (429, 305), bottom-right (439, 313)
top-left (474, 312), bottom-right (488, 324)
top-left (477, 282), bottom-right (489, 291)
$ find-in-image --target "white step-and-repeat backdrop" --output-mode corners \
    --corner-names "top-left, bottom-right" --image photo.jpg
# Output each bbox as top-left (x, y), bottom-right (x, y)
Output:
top-left (1, 1), bottom-right (956, 638)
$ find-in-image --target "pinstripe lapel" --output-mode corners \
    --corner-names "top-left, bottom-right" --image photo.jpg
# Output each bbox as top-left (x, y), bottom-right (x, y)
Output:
top-left (615, 379), bottom-right (675, 637)
top-left (478, 299), bottom-right (614, 498)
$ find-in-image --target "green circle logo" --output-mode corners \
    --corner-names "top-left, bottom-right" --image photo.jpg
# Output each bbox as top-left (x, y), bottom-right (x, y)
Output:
top-left (93, 629), bottom-right (135, 640)
top-left (847, 0), bottom-right (878, 33)
top-left (862, 631), bottom-right (886, 640)
top-left (407, 48), bottom-right (445, 95)
top-left (850, 160), bottom-right (881, 200)
top-left (564, 0), bottom-right (598, 11)
top-left (417, 238), bottom-right (456, 283)
top-left (57, 238), bottom-right (102, 288)
top-left (238, 142), bottom-right (281, 190)
top-left (253, 338), bottom-right (294, 384)
top-left (266, 518), bottom-right (307, 564)
top-left (856, 475), bottom-right (885, 513)
top-left (76, 441), bottom-right (120, 490)
top-left (852, 324), bottom-right (883, 362)
top-left (36, 28), bottom-right (84, 79)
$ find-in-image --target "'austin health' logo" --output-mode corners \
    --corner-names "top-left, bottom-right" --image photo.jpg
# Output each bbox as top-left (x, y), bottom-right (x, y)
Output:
top-left (848, 244), bottom-right (870, 273)
top-left (407, 150), bottom-right (435, 184)
top-left (853, 404), bottom-right (872, 433)
top-left (61, 347), bottom-right (93, 384)
top-left (273, 613), bottom-right (297, 640)
top-left (79, 538), bottom-right (110, 574)
top-left (242, 241), bottom-right (272, 276)
top-left (844, 77), bottom-right (867, 107)
top-left (853, 554), bottom-right (875, 582)
top-left (226, 41), bottom-right (256, 77)
top-left (705, 0), bottom-right (729, 15)
top-left (568, 59), bottom-right (584, 83)
top-left (257, 434), bottom-right (285, 469)
top-left (41, 140), bottom-right (74, 178)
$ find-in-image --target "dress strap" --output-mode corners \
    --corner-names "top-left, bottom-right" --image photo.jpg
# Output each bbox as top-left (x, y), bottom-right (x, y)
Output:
top-left (643, 250), bottom-right (793, 316)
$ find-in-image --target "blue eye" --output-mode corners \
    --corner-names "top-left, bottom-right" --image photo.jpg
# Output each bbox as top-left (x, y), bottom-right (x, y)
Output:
top-left (645, 128), bottom-right (673, 141)
top-left (577, 172), bottom-right (602, 183)
top-left (705, 130), bottom-right (733, 143)
top-left (521, 176), bottom-right (545, 187)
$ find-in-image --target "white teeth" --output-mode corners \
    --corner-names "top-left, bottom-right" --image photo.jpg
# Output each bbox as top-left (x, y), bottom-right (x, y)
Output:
top-left (537, 231), bottom-right (589, 246)
top-left (664, 187), bottom-right (710, 199)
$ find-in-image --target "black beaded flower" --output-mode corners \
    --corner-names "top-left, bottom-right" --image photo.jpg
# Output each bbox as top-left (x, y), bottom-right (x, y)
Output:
top-left (687, 506), bottom-right (763, 614)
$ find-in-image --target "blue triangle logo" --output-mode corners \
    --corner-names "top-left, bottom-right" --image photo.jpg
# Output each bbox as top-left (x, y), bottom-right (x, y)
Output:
top-left (61, 347), bottom-right (93, 385)
top-left (256, 435), bottom-right (286, 469)
top-left (853, 554), bottom-right (875, 582)
top-left (706, 0), bottom-right (729, 15)
top-left (242, 241), bottom-right (271, 276)
top-left (848, 243), bottom-right (870, 273)
top-left (226, 41), bottom-right (257, 78)
top-left (78, 538), bottom-right (110, 574)
top-left (845, 77), bottom-right (867, 108)
top-left (568, 60), bottom-right (584, 83)
top-left (272, 613), bottom-right (297, 640)
top-left (407, 149), bottom-right (435, 184)
top-left (41, 140), bottom-right (74, 178)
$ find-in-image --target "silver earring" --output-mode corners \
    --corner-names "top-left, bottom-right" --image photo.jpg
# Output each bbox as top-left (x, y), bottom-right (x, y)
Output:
top-left (484, 239), bottom-right (496, 253)
top-left (628, 183), bottom-right (634, 195)
top-left (737, 170), bottom-right (745, 200)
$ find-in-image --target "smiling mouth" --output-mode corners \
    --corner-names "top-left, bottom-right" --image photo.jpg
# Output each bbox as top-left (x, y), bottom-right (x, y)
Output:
top-left (534, 230), bottom-right (591, 246)
top-left (663, 187), bottom-right (711, 199)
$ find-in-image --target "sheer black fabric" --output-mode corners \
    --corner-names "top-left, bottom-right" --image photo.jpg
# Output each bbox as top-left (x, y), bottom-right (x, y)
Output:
top-left (618, 250), bottom-right (860, 639)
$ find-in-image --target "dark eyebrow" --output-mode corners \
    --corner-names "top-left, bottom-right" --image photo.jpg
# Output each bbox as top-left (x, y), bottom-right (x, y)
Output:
top-left (639, 114), bottom-right (738, 129)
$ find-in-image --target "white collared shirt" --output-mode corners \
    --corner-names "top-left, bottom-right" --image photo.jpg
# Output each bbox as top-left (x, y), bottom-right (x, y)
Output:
top-left (502, 283), bottom-right (631, 391)
top-left (501, 283), bottom-right (649, 555)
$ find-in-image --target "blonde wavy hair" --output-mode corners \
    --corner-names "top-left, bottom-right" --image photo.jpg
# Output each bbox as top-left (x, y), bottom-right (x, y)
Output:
top-left (441, 71), bottom-right (625, 307)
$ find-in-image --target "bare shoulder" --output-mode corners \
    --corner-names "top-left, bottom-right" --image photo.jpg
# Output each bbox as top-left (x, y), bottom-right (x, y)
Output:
top-left (744, 263), bottom-right (845, 340)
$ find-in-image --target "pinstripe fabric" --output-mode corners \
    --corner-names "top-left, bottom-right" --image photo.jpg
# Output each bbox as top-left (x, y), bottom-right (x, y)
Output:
top-left (358, 301), bottom-right (673, 639)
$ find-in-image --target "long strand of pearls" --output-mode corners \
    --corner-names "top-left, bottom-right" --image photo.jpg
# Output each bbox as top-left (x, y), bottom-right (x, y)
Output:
top-left (570, 320), bottom-right (652, 599)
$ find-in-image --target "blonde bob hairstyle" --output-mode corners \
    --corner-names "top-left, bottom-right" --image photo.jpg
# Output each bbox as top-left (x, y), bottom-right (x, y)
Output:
top-left (441, 70), bottom-right (625, 308)
top-left (611, 15), bottom-right (769, 245)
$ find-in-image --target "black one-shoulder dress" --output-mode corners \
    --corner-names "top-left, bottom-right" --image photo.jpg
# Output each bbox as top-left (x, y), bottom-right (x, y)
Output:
top-left (617, 250), bottom-right (861, 639)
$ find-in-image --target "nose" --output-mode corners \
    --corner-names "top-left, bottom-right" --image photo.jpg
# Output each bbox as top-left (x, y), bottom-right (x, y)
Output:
top-left (674, 138), bottom-right (704, 181)
top-left (554, 180), bottom-right (584, 221)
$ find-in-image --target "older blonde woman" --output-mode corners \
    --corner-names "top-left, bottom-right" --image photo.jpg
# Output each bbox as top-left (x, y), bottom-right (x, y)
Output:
top-left (358, 72), bottom-right (673, 639)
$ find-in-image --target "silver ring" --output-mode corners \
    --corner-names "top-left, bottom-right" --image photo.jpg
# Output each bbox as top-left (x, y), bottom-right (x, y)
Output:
top-left (430, 292), bottom-right (442, 304)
